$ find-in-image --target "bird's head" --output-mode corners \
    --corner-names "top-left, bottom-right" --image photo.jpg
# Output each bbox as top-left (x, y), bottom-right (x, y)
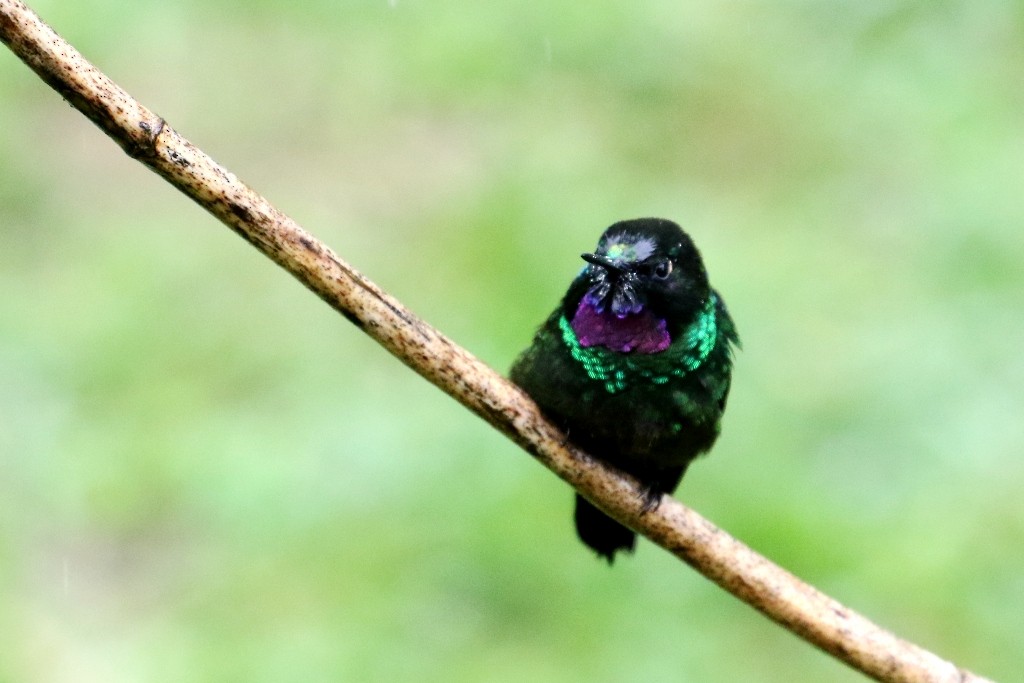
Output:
top-left (575, 218), bottom-right (710, 322)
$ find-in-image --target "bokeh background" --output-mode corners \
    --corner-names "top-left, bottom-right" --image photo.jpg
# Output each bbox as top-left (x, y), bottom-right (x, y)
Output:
top-left (2, 1), bottom-right (1022, 681)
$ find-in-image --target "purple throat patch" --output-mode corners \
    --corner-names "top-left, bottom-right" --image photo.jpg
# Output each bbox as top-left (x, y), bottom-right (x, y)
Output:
top-left (571, 299), bottom-right (671, 353)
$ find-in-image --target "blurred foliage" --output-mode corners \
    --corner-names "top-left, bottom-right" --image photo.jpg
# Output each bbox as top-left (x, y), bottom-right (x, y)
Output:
top-left (2, 1), bottom-right (1022, 681)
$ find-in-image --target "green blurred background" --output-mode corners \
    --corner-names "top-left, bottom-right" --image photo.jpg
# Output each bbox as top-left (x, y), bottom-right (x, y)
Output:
top-left (2, 1), bottom-right (1022, 681)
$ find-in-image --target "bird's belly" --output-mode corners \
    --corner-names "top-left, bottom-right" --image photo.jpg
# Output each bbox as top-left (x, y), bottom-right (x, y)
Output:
top-left (564, 389), bottom-right (718, 470)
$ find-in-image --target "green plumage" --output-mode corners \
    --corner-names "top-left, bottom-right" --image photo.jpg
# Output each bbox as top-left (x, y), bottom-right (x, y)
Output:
top-left (557, 294), bottom-right (721, 393)
top-left (510, 218), bottom-right (739, 562)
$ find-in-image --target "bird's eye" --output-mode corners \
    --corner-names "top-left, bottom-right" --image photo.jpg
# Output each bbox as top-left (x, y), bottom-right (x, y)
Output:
top-left (652, 259), bottom-right (673, 280)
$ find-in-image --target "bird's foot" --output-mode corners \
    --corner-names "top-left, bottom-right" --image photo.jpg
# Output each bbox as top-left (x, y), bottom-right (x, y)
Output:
top-left (640, 488), bottom-right (663, 514)
top-left (555, 426), bottom-right (573, 450)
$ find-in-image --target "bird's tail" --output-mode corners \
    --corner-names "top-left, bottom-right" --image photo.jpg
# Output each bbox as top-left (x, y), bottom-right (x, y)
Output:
top-left (573, 494), bottom-right (636, 563)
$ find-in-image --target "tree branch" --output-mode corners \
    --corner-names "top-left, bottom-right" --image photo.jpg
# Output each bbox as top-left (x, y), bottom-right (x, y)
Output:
top-left (0, 2), bottom-right (994, 681)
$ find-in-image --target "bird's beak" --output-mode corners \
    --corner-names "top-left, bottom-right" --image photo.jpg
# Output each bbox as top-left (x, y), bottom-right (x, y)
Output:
top-left (580, 252), bottom-right (644, 316)
top-left (581, 252), bottom-right (624, 273)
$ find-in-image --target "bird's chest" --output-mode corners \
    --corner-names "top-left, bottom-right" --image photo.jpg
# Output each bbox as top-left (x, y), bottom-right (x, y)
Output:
top-left (512, 311), bottom-right (724, 467)
top-left (561, 376), bottom-right (718, 469)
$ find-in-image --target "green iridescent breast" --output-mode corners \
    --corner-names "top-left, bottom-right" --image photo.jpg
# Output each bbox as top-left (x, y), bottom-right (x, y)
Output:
top-left (559, 295), bottom-right (720, 394)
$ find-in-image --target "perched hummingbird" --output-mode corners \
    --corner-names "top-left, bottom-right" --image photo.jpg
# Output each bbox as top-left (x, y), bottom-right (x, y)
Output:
top-left (510, 218), bottom-right (739, 562)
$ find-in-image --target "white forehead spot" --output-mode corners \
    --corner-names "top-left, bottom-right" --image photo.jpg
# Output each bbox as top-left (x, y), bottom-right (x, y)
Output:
top-left (602, 233), bottom-right (656, 262)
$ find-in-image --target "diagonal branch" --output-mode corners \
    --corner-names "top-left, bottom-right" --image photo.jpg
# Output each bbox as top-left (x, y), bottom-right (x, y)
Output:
top-left (0, 2), bottom-right (993, 682)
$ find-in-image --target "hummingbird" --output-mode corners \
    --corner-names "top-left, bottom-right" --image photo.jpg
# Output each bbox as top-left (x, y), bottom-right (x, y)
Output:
top-left (510, 218), bottom-right (739, 562)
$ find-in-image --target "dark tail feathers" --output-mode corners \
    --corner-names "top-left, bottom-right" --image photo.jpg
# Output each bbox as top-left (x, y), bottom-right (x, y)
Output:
top-left (574, 494), bottom-right (635, 563)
